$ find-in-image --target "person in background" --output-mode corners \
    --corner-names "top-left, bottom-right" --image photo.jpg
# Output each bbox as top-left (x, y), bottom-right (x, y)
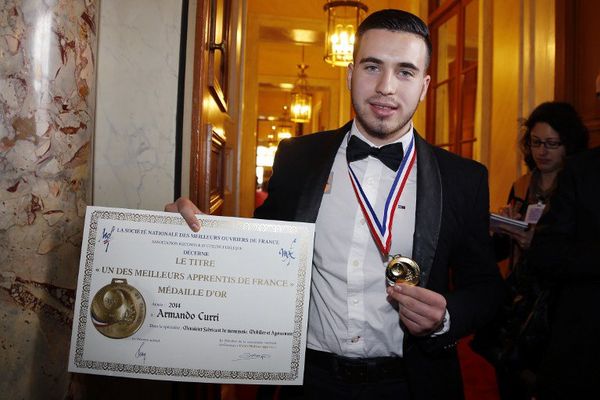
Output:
top-left (495, 102), bottom-right (588, 255)
top-left (167, 9), bottom-right (504, 399)
top-left (476, 102), bottom-right (588, 400)
top-left (528, 146), bottom-right (599, 399)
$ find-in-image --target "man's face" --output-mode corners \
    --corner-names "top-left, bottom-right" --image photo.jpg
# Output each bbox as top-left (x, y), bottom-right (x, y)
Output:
top-left (347, 29), bottom-right (430, 145)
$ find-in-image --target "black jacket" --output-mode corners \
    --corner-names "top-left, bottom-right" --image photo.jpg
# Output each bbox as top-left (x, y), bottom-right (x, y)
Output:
top-left (255, 122), bottom-right (504, 400)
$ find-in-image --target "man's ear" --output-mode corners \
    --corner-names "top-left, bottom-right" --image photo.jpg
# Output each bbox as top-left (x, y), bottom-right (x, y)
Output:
top-left (346, 63), bottom-right (354, 91)
top-left (419, 74), bottom-right (431, 102)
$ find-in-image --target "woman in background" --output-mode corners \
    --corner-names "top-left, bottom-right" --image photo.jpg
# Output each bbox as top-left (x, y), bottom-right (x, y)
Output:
top-left (478, 101), bottom-right (588, 400)
top-left (498, 102), bottom-right (588, 252)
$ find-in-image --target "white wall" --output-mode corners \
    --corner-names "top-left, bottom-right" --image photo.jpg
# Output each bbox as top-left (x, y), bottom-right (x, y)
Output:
top-left (93, 0), bottom-right (182, 210)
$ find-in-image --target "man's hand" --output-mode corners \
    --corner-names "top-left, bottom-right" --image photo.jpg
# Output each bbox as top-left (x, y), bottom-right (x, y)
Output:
top-left (164, 197), bottom-right (203, 232)
top-left (386, 284), bottom-right (447, 336)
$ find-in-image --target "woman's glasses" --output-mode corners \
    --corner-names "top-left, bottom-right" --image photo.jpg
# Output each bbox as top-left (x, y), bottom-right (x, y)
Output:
top-left (529, 138), bottom-right (563, 149)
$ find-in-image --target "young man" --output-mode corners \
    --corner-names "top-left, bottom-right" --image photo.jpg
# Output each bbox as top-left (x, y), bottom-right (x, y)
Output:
top-left (168, 9), bottom-right (503, 400)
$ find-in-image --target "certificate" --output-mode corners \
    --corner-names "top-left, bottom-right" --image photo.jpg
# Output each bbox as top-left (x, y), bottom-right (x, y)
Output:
top-left (68, 206), bottom-right (315, 385)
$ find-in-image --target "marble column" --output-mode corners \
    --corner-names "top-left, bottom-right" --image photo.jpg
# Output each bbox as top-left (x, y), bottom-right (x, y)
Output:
top-left (93, 0), bottom-right (181, 211)
top-left (0, 1), bottom-right (97, 399)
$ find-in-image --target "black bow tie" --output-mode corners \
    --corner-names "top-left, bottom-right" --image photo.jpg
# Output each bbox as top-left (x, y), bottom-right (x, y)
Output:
top-left (346, 135), bottom-right (404, 171)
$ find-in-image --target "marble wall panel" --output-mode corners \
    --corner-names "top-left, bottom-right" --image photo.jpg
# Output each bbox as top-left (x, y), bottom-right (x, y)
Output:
top-left (93, 0), bottom-right (182, 211)
top-left (0, 0), bottom-right (97, 398)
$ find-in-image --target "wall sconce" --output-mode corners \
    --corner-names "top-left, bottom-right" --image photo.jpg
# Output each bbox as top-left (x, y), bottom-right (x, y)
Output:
top-left (323, 0), bottom-right (368, 67)
top-left (290, 47), bottom-right (312, 123)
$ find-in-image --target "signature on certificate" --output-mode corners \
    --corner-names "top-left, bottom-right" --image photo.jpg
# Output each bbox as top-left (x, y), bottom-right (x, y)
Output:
top-left (135, 342), bottom-right (147, 364)
top-left (278, 239), bottom-right (297, 266)
top-left (233, 352), bottom-right (271, 362)
top-left (100, 226), bottom-right (116, 253)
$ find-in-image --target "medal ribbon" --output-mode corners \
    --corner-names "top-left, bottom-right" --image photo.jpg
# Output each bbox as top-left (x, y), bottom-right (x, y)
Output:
top-left (347, 135), bottom-right (416, 255)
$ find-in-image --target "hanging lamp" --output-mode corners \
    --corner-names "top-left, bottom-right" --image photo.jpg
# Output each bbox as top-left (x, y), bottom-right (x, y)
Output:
top-left (290, 47), bottom-right (312, 123)
top-left (277, 106), bottom-right (294, 140)
top-left (323, 1), bottom-right (368, 67)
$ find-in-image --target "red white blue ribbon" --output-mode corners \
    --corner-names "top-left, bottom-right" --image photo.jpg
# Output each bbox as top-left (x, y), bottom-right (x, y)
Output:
top-left (347, 135), bottom-right (416, 255)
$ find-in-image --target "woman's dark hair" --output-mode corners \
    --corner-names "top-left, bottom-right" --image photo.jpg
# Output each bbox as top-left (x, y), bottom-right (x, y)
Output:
top-left (520, 101), bottom-right (589, 170)
top-left (354, 9), bottom-right (432, 69)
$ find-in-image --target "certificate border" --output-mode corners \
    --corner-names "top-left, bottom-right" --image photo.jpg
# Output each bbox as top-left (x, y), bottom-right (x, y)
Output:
top-left (73, 209), bottom-right (310, 382)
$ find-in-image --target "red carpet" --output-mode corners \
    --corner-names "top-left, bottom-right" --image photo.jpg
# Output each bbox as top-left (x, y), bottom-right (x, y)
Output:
top-left (459, 335), bottom-right (500, 400)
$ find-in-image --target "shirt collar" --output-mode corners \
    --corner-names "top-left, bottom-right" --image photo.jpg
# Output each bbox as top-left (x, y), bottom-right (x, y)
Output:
top-left (348, 120), bottom-right (414, 149)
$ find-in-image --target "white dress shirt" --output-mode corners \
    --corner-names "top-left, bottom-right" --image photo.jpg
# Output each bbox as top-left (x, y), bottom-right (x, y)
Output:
top-left (307, 121), bottom-right (417, 357)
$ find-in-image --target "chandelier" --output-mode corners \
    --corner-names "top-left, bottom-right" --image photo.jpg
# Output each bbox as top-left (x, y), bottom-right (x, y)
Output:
top-left (277, 106), bottom-right (294, 140)
top-left (277, 124), bottom-right (293, 140)
top-left (290, 47), bottom-right (312, 123)
top-left (323, 1), bottom-right (368, 67)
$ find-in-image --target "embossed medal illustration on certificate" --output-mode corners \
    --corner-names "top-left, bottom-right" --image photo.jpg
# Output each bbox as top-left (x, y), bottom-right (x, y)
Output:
top-left (68, 206), bottom-right (315, 385)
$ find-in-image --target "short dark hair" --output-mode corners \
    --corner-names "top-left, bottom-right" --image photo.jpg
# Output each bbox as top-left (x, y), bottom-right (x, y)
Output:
top-left (520, 101), bottom-right (589, 170)
top-left (354, 9), bottom-right (432, 69)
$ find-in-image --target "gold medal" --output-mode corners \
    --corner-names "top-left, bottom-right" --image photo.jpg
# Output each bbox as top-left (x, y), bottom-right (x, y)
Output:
top-left (91, 278), bottom-right (146, 339)
top-left (386, 255), bottom-right (420, 286)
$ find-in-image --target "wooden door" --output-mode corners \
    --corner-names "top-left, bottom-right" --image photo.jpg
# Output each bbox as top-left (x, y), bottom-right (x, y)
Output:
top-left (189, 0), bottom-right (233, 215)
top-left (555, 0), bottom-right (600, 147)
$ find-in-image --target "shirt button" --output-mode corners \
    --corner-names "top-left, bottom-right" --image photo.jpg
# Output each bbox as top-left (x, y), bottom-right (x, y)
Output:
top-left (352, 299), bottom-right (359, 305)
top-left (350, 336), bottom-right (361, 343)
top-left (352, 260), bottom-right (359, 267)
top-left (360, 219), bottom-right (366, 225)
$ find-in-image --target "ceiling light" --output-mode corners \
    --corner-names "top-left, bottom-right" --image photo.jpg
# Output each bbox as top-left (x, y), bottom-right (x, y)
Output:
top-left (323, 1), bottom-right (368, 67)
top-left (290, 46), bottom-right (312, 123)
